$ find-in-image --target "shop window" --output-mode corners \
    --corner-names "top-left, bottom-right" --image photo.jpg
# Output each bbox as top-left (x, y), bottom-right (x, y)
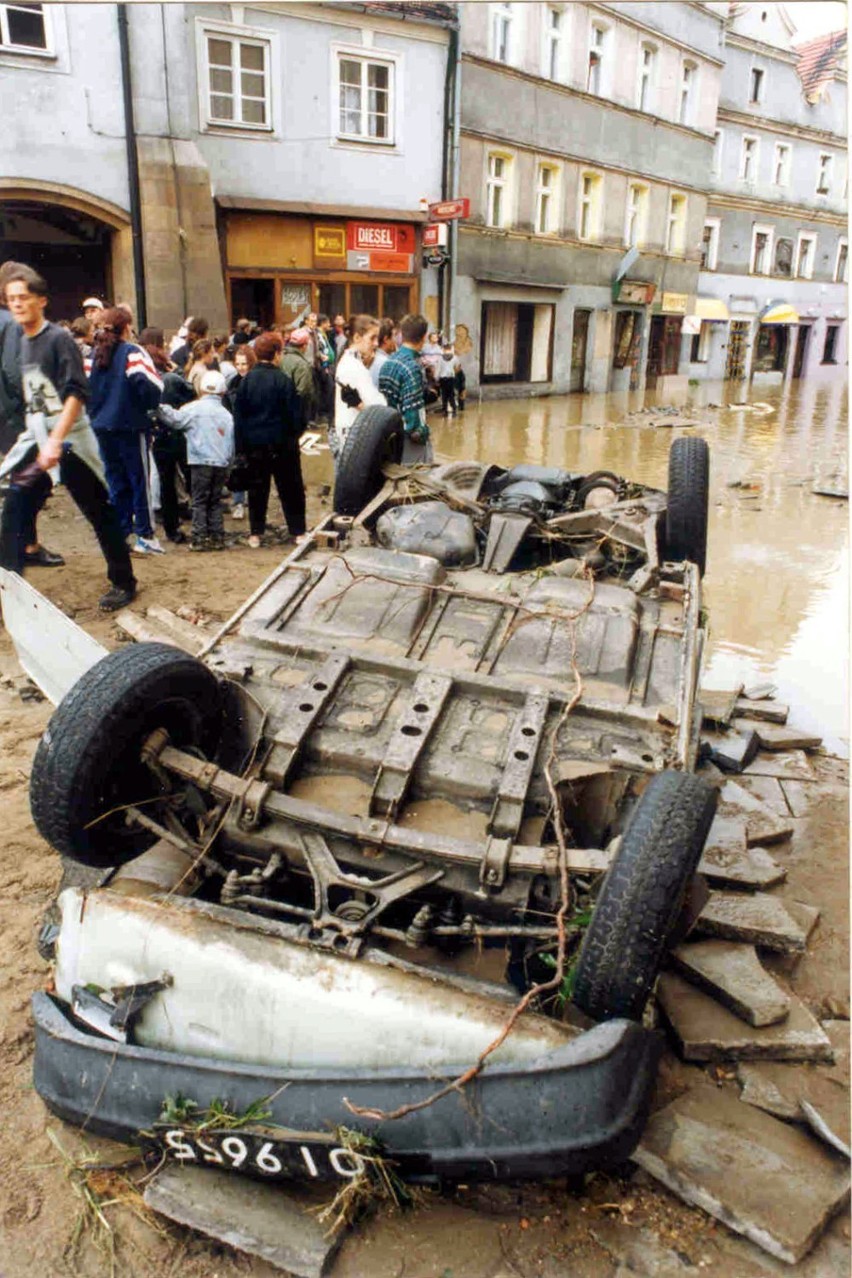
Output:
top-left (578, 171), bottom-right (602, 240)
top-left (200, 28), bottom-right (271, 129)
top-left (337, 52), bottom-right (395, 144)
top-left (712, 129), bottom-right (724, 177)
top-left (679, 60), bottom-right (696, 125)
top-left (690, 322), bottom-right (712, 363)
top-left (822, 324), bottom-right (840, 364)
top-left (230, 278), bottom-right (276, 330)
top-left (749, 223), bottom-right (773, 275)
top-left (350, 283), bottom-right (380, 314)
top-left (587, 22), bottom-right (608, 95)
top-left (816, 153), bottom-right (833, 195)
top-left (383, 285), bottom-right (412, 321)
top-left (624, 183), bottom-right (649, 249)
top-left (543, 5), bottom-right (565, 81)
top-left (773, 142), bottom-right (791, 187)
top-left (701, 218), bottom-right (720, 270)
top-left (637, 43), bottom-right (656, 112)
top-left (535, 163), bottom-right (558, 234)
top-left (0, 2), bottom-right (48, 50)
top-left (486, 152), bottom-right (512, 228)
top-left (491, 2), bottom-right (513, 63)
top-left (317, 283), bottom-right (346, 322)
top-left (740, 135), bottom-right (758, 182)
top-left (749, 66), bottom-right (764, 104)
top-left (666, 192), bottom-right (687, 255)
top-left (481, 301), bottom-right (554, 383)
top-left (774, 237), bottom-right (793, 277)
top-left (754, 324), bottom-right (788, 373)
top-left (795, 232), bottom-right (816, 279)
top-left (834, 238), bottom-right (848, 283)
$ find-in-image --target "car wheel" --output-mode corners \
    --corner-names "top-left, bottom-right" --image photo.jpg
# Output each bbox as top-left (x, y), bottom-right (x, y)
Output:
top-left (333, 405), bottom-right (404, 516)
top-left (572, 770), bottom-right (717, 1022)
top-left (30, 643), bottom-right (222, 868)
top-left (665, 437), bottom-right (710, 576)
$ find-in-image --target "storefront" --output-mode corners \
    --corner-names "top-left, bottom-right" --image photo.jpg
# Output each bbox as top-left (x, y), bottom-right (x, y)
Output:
top-left (611, 280), bottom-right (656, 391)
top-left (479, 300), bottom-right (554, 384)
top-left (754, 300), bottom-right (798, 375)
top-left (647, 292), bottom-right (688, 385)
top-left (220, 204), bottom-right (422, 328)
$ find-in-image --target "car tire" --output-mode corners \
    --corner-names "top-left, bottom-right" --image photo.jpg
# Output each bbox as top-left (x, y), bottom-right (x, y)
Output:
top-left (665, 437), bottom-right (710, 576)
top-left (572, 770), bottom-right (717, 1022)
top-left (333, 405), bottom-right (405, 516)
top-left (30, 643), bottom-right (222, 868)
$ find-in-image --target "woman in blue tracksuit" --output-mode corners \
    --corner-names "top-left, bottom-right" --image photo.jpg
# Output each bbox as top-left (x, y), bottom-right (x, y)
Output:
top-left (88, 308), bottom-right (164, 554)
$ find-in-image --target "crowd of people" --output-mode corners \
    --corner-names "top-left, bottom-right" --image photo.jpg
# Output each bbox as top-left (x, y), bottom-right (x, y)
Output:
top-left (0, 259), bottom-right (467, 611)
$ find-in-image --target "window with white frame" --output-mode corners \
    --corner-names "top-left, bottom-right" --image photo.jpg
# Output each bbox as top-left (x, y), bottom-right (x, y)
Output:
top-left (773, 142), bottom-right (791, 187)
top-left (750, 223), bottom-right (774, 274)
top-left (690, 322), bottom-right (712, 363)
top-left (712, 129), bottom-right (724, 177)
top-left (535, 163), bottom-right (558, 234)
top-left (816, 153), bottom-right (833, 195)
top-left (835, 237), bottom-right (848, 283)
top-left (701, 218), bottom-right (720, 270)
top-left (666, 192), bottom-right (687, 255)
top-left (202, 29), bottom-right (271, 128)
top-left (624, 182), bottom-right (649, 248)
top-left (543, 5), bottom-right (565, 80)
top-left (749, 66), bottom-right (764, 103)
top-left (0, 2), bottom-right (48, 50)
top-left (587, 23), bottom-right (608, 95)
top-left (679, 60), bottom-right (696, 125)
top-left (637, 43), bottom-right (656, 112)
top-left (338, 51), bottom-right (394, 143)
top-left (740, 135), bottom-right (759, 182)
top-left (578, 171), bottom-right (603, 240)
top-left (795, 231), bottom-right (817, 279)
top-left (486, 153), bottom-right (511, 228)
top-left (491, 2), bottom-right (513, 63)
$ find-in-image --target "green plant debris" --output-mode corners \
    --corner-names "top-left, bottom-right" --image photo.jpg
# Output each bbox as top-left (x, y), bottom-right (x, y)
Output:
top-left (157, 1093), bottom-right (272, 1131)
top-left (313, 1127), bottom-right (423, 1235)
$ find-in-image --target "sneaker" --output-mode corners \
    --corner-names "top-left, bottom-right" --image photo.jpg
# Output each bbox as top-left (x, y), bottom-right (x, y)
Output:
top-left (23, 545), bottom-right (65, 567)
top-left (99, 584), bottom-right (136, 612)
top-left (232, 503), bottom-right (245, 520)
top-left (248, 535), bottom-right (261, 549)
top-left (134, 535), bottom-right (166, 555)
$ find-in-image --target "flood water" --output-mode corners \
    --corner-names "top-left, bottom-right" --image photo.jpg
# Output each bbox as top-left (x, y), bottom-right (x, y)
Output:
top-left (304, 376), bottom-right (848, 754)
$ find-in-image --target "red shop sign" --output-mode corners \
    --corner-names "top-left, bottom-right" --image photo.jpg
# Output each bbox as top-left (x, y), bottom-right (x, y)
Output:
top-left (428, 198), bottom-right (470, 221)
top-left (346, 222), bottom-right (415, 253)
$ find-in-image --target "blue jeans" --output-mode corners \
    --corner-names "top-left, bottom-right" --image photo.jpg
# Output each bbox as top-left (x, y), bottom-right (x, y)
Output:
top-left (96, 430), bottom-right (155, 539)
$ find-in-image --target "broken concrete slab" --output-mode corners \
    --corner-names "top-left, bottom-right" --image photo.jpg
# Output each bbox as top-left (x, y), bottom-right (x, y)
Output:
top-left (700, 687), bottom-right (743, 727)
top-left (143, 1164), bottom-right (345, 1278)
top-left (657, 973), bottom-right (833, 1063)
top-left (735, 699), bottom-right (790, 725)
top-left (742, 683), bottom-right (778, 701)
top-left (717, 778), bottom-right (794, 845)
top-left (695, 891), bottom-right (819, 952)
top-left (727, 775), bottom-right (791, 819)
top-left (668, 941), bottom-right (791, 1026)
top-left (698, 843), bottom-right (786, 891)
top-left (745, 750), bottom-right (815, 781)
top-left (780, 779), bottom-right (847, 820)
top-left (736, 720), bottom-right (823, 753)
top-left (633, 1087), bottom-right (851, 1264)
top-left (704, 728), bottom-right (760, 774)
top-left (737, 1021), bottom-right (850, 1149)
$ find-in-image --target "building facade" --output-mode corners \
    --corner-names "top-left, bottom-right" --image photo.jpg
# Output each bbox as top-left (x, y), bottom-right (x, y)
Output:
top-left (0, 1), bottom-right (454, 330)
top-left (688, 4), bottom-right (848, 385)
top-left (453, 1), bottom-right (725, 397)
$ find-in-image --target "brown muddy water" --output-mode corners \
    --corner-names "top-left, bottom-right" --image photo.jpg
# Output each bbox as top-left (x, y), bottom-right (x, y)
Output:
top-left (304, 377), bottom-right (849, 754)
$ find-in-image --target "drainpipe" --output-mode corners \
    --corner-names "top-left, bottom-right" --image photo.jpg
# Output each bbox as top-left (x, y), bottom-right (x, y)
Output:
top-left (117, 4), bottom-right (147, 329)
top-left (447, 24), bottom-right (461, 342)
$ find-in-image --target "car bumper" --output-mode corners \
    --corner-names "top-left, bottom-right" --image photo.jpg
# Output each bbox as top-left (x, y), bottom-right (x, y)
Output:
top-left (33, 991), bottom-right (661, 1182)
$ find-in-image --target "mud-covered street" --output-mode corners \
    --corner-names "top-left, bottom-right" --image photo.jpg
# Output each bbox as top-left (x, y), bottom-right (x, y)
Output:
top-left (0, 382), bottom-right (847, 1277)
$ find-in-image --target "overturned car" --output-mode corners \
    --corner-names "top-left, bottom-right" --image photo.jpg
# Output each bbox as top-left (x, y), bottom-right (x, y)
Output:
top-left (10, 410), bottom-right (716, 1186)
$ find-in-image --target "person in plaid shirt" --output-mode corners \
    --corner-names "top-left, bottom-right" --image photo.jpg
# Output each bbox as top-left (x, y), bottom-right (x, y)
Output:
top-left (378, 313), bottom-right (434, 464)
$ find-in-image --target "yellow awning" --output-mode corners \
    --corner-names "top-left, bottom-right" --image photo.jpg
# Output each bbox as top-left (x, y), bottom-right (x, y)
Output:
top-left (760, 302), bottom-right (799, 324)
top-left (695, 297), bottom-right (730, 321)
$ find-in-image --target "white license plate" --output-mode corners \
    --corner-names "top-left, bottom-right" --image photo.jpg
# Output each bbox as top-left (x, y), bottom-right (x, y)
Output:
top-left (142, 1125), bottom-right (367, 1182)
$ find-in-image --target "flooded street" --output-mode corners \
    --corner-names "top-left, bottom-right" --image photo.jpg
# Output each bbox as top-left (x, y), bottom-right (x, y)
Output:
top-left (422, 378), bottom-right (849, 754)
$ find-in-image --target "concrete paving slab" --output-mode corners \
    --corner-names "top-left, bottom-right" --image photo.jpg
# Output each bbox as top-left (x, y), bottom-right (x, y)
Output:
top-left (735, 699), bottom-right (790, 724)
top-left (737, 1022), bottom-right (851, 1148)
top-left (633, 1087), bottom-right (850, 1263)
top-left (697, 844), bottom-right (786, 891)
top-left (745, 750), bottom-right (815, 781)
top-left (700, 688), bottom-right (743, 727)
top-left (144, 1163), bottom-right (345, 1277)
top-left (656, 973), bottom-right (834, 1063)
top-left (717, 778), bottom-right (793, 844)
top-left (736, 720), bottom-right (823, 753)
top-left (729, 775), bottom-right (792, 819)
top-left (695, 891), bottom-right (819, 952)
top-left (780, 779), bottom-right (848, 820)
top-left (669, 941), bottom-right (791, 1026)
top-left (703, 728), bottom-right (760, 774)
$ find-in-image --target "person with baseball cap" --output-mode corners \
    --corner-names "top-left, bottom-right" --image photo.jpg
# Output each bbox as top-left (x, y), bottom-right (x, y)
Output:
top-left (157, 368), bottom-right (234, 551)
top-left (279, 327), bottom-right (317, 431)
top-left (82, 297), bottom-right (105, 323)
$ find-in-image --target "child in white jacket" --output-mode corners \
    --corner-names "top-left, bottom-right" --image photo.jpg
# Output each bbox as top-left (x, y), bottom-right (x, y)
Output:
top-left (158, 370), bottom-right (234, 550)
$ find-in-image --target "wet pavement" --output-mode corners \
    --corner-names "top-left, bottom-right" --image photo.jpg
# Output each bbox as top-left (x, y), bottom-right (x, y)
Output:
top-left (422, 378), bottom-right (849, 756)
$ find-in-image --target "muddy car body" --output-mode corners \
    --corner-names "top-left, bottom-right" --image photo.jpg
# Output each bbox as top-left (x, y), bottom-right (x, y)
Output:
top-left (6, 420), bottom-right (715, 1185)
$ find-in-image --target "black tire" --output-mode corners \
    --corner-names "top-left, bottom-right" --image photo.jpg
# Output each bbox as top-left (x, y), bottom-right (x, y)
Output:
top-left (30, 643), bottom-right (222, 868)
top-left (572, 770), bottom-right (717, 1022)
top-left (333, 405), bottom-right (404, 516)
top-left (665, 437), bottom-right (709, 576)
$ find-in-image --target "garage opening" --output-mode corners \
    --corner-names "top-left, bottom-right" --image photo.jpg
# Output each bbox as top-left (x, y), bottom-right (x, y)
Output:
top-left (0, 201), bottom-right (112, 321)
top-left (480, 301), bottom-right (554, 384)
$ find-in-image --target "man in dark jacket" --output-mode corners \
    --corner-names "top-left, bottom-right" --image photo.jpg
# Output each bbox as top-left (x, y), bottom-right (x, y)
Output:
top-left (279, 328), bottom-right (317, 431)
